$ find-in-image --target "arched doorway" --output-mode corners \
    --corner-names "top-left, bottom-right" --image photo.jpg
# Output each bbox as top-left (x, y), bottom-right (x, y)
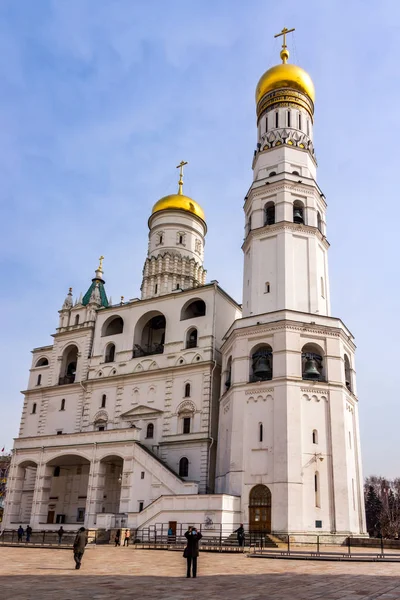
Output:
top-left (249, 484), bottom-right (272, 533)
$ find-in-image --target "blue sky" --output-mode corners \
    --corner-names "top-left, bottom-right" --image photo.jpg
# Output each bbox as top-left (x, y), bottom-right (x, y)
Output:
top-left (0, 0), bottom-right (398, 477)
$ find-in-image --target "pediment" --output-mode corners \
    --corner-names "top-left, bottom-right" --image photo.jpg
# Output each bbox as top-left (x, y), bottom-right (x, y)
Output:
top-left (120, 405), bottom-right (163, 419)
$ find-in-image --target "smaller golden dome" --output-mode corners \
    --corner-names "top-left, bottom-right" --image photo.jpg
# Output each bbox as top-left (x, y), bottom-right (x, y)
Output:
top-left (152, 193), bottom-right (205, 222)
top-left (256, 62), bottom-right (315, 106)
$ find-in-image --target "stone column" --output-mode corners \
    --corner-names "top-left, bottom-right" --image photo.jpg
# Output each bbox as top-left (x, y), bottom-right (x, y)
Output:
top-left (119, 456), bottom-right (134, 516)
top-left (2, 458), bottom-right (24, 527)
top-left (30, 462), bottom-right (52, 528)
top-left (85, 458), bottom-right (106, 528)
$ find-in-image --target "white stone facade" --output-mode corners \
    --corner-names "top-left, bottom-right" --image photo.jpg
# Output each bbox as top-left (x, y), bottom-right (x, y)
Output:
top-left (3, 46), bottom-right (367, 538)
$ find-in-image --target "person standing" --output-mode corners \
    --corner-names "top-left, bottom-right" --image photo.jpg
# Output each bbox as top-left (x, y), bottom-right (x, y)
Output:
top-left (73, 527), bottom-right (88, 570)
top-left (26, 525), bottom-right (32, 543)
top-left (123, 529), bottom-right (130, 546)
top-left (17, 526), bottom-right (24, 543)
top-left (235, 524), bottom-right (245, 547)
top-left (184, 526), bottom-right (202, 578)
top-left (58, 526), bottom-right (64, 545)
top-left (114, 529), bottom-right (121, 547)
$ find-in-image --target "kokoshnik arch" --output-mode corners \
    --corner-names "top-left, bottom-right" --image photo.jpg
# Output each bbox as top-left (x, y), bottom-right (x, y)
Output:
top-left (2, 28), bottom-right (366, 539)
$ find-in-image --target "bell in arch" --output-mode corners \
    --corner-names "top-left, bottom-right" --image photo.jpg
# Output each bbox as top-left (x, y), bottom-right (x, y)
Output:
top-left (293, 208), bottom-right (304, 224)
top-left (303, 357), bottom-right (321, 380)
top-left (253, 351), bottom-right (272, 381)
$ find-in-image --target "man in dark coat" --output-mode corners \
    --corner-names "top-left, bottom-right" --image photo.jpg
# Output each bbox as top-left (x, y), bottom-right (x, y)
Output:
top-left (184, 526), bottom-right (202, 578)
top-left (17, 526), bottom-right (24, 543)
top-left (235, 524), bottom-right (245, 547)
top-left (73, 527), bottom-right (88, 570)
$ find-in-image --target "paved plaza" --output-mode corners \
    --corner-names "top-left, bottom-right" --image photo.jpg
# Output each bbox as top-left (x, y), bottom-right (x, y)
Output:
top-left (1, 546), bottom-right (400, 599)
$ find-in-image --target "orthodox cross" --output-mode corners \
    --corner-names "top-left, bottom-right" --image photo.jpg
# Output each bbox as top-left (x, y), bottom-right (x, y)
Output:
top-left (176, 160), bottom-right (188, 194)
top-left (274, 26), bottom-right (295, 49)
top-left (98, 255), bottom-right (104, 272)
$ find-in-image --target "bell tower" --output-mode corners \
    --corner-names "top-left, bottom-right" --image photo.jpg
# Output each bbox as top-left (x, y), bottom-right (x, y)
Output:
top-left (242, 27), bottom-right (329, 319)
top-left (216, 29), bottom-right (366, 539)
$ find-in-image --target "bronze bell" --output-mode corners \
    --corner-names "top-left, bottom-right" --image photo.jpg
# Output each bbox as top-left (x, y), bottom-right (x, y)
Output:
top-left (303, 357), bottom-right (320, 380)
top-left (254, 355), bottom-right (272, 380)
top-left (293, 208), bottom-right (304, 224)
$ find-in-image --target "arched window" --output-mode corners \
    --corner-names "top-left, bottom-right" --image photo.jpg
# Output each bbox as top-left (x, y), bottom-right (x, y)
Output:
top-left (302, 343), bottom-right (325, 381)
top-left (32, 403), bottom-right (37, 414)
top-left (225, 356), bottom-right (232, 390)
top-left (133, 312), bottom-right (166, 357)
top-left (264, 201), bottom-right (275, 225)
top-left (184, 383), bottom-right (191, 398)
top-left (37, 374), bottom-right (42, 386)
top-left (250, 345), bottom-right (273, 382)
top-left (292, 170), bottom-right (300, 176)
top-left (312, 429), bottom-right (318, 444)
top-left (265, 282), bottom-right (270, 294)
top-left (74, 315), bottom-right (80, 326)
top-left (275, 112), bottom-right (279, 128)
top-left (298, 112), bottom-right (302, 131)
top-left (287, 110), bottom-right (291, 127)
top-left (59, 345), bottom-right (79, 385)
top-left (60, 398), bottom-right (65, 411)
top-left (101, 394), bottom-right (106, 408)
top-left (186, 328), bottom-right (198, 349)
top-left (317, 211), bottom-right (322, 233)
top-left (102, 316), bottom-right (124, 337)
top-left (35, 357), bottom-right (48, 367)
top-left (183, 417), bottom-right (191, 434)
top-left (315, 471), bottom-right (320, 507)
top-left (146, 423), bottom-right (154, 439)
top-left (293, 200), bottom-right (305, 224)
top-left (181, 299), bottom-right (206, 320)
top-left (344, 354), bottom-right (352, 391)
top-left (269, 171), bottom-right (276, 177)
top-left (105, 343), bottom-right (115, 363)
top-left (259, 423), bottom-right (263, 443)
top-left (179, 457), bottom-right (189, 477)
top-left (265, 114), bottom-right (268, 133)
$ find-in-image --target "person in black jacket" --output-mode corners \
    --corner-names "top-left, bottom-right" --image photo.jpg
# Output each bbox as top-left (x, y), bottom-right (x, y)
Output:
top-left (235, 524), bottom-right (245, 547)
top-left (73, 527), bottom-right (88, 570)
top-left (184, 526), bottom-right (202, 578)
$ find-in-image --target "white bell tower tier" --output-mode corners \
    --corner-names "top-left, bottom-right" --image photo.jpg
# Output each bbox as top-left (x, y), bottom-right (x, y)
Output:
top-left (242, 32), bottom-right (329, 318)
top-left (215, 29), bottom-right (366, 538)
top-left (141, 162), bottom-right (207, 300)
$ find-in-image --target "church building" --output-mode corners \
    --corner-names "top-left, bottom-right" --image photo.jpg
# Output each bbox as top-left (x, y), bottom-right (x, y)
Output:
top-left (3, 30), bottom-right (366, 538)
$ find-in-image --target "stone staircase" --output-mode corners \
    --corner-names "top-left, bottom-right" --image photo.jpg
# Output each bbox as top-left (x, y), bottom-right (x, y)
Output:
top-left (222, 531), bottom-right (278, 548)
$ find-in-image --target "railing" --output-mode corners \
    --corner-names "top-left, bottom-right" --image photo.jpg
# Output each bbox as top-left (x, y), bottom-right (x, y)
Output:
top-left (132, 344), bottom-right (164, 358)
top-left (58, 375), bottom-right (76, 385)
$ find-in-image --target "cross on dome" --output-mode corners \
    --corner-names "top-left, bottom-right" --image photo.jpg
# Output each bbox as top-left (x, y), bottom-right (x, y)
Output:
top-left (274, 26), bottom-right (295, 63)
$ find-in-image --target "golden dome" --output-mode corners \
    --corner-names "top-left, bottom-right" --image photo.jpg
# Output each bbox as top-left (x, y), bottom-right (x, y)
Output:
top-left (256, 62), bottom-right (315, 106)
top-left (152, 193), bottom-right (205, 222)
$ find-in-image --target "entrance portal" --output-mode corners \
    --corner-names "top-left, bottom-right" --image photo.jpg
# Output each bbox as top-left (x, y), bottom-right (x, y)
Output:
top-left (249, 484), bottom-right (271, 533)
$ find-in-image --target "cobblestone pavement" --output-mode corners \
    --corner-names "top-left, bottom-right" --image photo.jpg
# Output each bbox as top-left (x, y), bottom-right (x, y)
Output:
top-left (1, 546), bottom-right (400, 599)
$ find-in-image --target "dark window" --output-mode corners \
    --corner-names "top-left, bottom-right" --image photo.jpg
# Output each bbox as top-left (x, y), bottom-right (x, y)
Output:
top-left (181, 299), bottom-right (206, 320)
top-left (293, 203), bottom-right (304, 224)
top-left (98, 426), bottom-right (105, 432)
top-left (265, 282), bottom-right (270, 294)
top-left (141, 471), bottom-right (145, 479)
top-left (101, 394), bottom-right (106, 408)
top-left (184, 383), bottom-right (191, 398)
top-left (183, 417), bottom-right (191, 434)
top-left (37, 374), bottom-right (42, 386)
top-left (287, 111), bottom-right (291, 127)
top-left (269, 171), bottom-right (276, 177)
top-left (250, 345), bottom-right (273, 382)
top-left (56, 430), bottom-right (63, 435)
top-left (103, 316), bottom-right (124, 336)
top-left (264, 203), bottom-right (275, 225)
top-left (60, 398), bottom-right (65, 411)
top-left (155, 284), bottom-right (158, 294)
top-left (186, 329), bottom-right (198, 349)
top-left (32, 403), bottom-right (37, 414)
top-left (314, 473), bottom-right (318, 492)
top-left (77, 508), bottom-right (85, 522)
top-left (159, 234), bottom-right (163, 244)
top-left (298, 113), bottom-right (302, 130)
top-left (265, 114), bottom-right (268, 132)
top-left (312, 430), bottom-right (318, 444)
top-left (179, 235), bottom-right (183, 244)
top-left (179, 457), bottom-right (189, 477)
top-left (146, 423), bottom-right (154, 439)
top-left (36, 357), bottom-right (48, 367)
top-left (74, 315), bottom-right (80, 326)
top-left (105, 344), bottom-right (115, 363)
top-left (139, 502), bottom-right (144, 512)
top-left (54, 466), bottom-right (60, 477)
top-left (344, 354), bottom-right (352, 391)
top-left (275, 112), bottom-right (279, 128)
top-left (259, 423), bottom-right (263, 442)
top-left (315, 520), bottom-right (322, 528)
top-left (317, 212), bottom-right (322, 233)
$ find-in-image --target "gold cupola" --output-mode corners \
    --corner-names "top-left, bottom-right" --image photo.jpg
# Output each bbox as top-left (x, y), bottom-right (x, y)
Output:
top-left (151, 161), bottom-right (205, 223)
top-left (256, 27), bottom-right (315, 120)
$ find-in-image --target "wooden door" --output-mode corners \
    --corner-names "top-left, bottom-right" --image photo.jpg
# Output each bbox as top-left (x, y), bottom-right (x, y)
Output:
top-left (47, 510), bottom-right (55, 524)
top-left (168, 521), bottom-right (177, 535)
top-left (249, 485), bottom-right (271, 533)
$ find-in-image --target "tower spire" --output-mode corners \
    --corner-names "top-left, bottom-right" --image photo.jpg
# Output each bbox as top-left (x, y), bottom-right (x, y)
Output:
top-left (274, 26), bottom-right (295, 64)
top-left (176, 160), bottom-right (188, 195)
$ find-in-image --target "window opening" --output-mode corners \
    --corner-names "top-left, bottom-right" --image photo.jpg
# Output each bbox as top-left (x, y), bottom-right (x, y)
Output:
top-left (74, 315), bottom-right (80, 326)
top-left (287, 110), bottom-right (291, 127)
top-left (56, 430), bottom-right (63, 435)
top-left (186, 329), bottom-right (198, 349)
top-left (265, 282), bottom-right (270, 294)
top-left (37, 374), bottom-right (42, 386)
top-left (312, 429), bottom-right (318, 444)
top-left (54, 466), bottom-right (60, 477)
top-left (155, 284), bottom-right (158, 294)
top-left (265, 202), bottom-right (275, 225)
top-left (275, 111), bottom-right (279, 128)
top-left (146, 423), bottom-right (154, 439)
top-left (250, 346), bottom-right (273, 382)
top-left (141, 471), bottom-right (145, 479)
top-left (315, 472), bottom-right (320, 507)
top-left (259, 423), bottom-right (263, 443)
top-left (101, 394), bottom-right (106, 408)
top-left (32, 403), bottom-right (37, 414)
top-left (179, 234), bottom-right (183, 244)
top-left (184, 383), bottom-right (191, 398)
top-left (139, 501), bottom-right (144, 512)
top-left (179, 457), bottom-right (189, 477)
top-left (60, 398), bottom-right (65, 411)
top-left (293, 202), bottom-right (304, 224)
top-left (105, 344), bottom-right (115, 363)
top-left (265, 114), bottom-right (268, 133)
top-left (183, 417), bottom-right (191, 434)
top-left (298, 113), bottom-right (302, 130)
